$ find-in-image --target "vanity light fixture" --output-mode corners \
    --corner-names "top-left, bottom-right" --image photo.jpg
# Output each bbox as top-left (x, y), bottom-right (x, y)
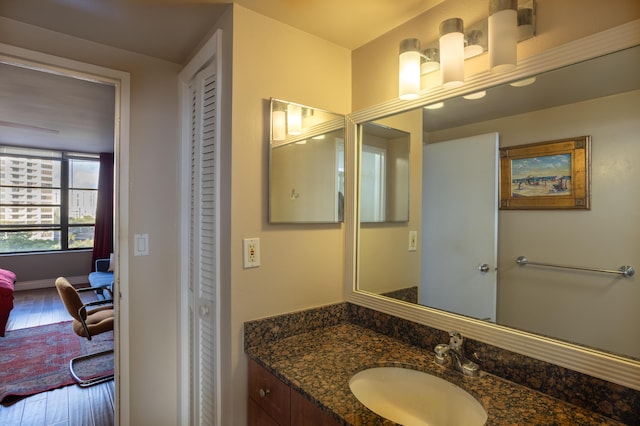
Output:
top-left (271, 101), bottom-right (287, 141)
top-left (517, 6), bottom-right (535, 40)
top-left (399, 38), bottom-right (422, 100)
top-left (439, 18), bottom-right (465, 88)
top-left (464, 29), bottom-right (485, 59)
top-left (396, 1), bottom-right (536, 100)
top-left (463, 90), bottom-right (487, 100)
top-left (287, 103), bottom-right (302, 135)
top-left (421, 47), bottom-right (440, 74)
top-left (489, 0), bottom-right (518, 73)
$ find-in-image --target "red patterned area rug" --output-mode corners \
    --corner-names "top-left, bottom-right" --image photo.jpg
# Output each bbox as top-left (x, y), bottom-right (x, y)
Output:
top-left (0, 321), bottom-right (113, 404)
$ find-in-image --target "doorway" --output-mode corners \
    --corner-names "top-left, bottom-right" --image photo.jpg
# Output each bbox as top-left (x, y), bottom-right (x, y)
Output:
top-left (0, 43), bottom-right (130, 424)
top-left (421, 133), bottom-right (498, 321)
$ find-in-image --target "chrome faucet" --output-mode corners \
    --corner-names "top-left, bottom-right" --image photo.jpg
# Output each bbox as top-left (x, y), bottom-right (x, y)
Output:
top-left (434, 331), bottom-right (480, 377)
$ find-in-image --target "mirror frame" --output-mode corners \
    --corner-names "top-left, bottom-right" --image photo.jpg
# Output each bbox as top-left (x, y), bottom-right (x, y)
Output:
top-left (344, 20), bottom-right (640, 391)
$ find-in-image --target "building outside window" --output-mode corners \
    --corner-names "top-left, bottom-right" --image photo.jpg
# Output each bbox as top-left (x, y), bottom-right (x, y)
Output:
top-left (0, 146), bottom-right (100, 253)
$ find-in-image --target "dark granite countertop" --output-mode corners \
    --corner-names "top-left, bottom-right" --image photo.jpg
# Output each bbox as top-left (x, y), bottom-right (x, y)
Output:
top-left (246, 323), bottom-right (625, 425)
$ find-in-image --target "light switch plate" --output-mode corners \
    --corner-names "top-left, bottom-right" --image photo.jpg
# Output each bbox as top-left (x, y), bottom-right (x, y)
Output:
top-left (134, 233), bottom-right (149, 256)
top-left (408, 230), bottom-right (417, 252)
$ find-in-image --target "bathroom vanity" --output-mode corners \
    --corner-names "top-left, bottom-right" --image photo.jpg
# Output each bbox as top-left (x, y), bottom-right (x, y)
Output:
top-left (245, 303), bottom-right (633, 425)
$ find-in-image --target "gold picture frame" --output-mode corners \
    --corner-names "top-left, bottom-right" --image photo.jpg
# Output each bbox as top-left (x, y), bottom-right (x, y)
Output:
top-left (499, 136), bottom-right (591, 210)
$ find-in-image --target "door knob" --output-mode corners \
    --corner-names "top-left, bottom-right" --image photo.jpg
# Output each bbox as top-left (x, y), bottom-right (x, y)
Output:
top-left (478, 264), bottom-right (490, 273)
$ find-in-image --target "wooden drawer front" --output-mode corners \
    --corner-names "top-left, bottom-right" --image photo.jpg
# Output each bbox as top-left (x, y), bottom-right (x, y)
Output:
top-left (248, 359), bottom-right (291, 425)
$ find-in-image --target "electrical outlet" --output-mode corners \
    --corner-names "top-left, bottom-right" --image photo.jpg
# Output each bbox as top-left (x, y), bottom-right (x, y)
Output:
top-left (408, 230), bottom-right (417, 252)
top-left (243, 238), bottom-right (261, 268)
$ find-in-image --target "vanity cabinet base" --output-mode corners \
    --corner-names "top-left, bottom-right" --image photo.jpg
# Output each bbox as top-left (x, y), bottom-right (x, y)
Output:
top-left (248, 359), bottom-right (340, 426)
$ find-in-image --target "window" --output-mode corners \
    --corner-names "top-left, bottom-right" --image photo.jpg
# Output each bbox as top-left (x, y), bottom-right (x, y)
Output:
top-left (0, 146), bottom-right (100, 253)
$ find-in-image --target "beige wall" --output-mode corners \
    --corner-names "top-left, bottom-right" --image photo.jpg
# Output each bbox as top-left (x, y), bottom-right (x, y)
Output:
top-left (352, 0), bottom-right (640, 110)
top-left (429, 91), bottom-right (640, 357)
top-left (0, 17), bottom-right (182, 424)
top-left (229, 5), bottom-right (351, 424)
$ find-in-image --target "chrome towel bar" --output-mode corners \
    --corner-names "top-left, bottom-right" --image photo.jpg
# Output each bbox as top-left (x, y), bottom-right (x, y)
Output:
top-left (516, 256), bottom-right (635, 278)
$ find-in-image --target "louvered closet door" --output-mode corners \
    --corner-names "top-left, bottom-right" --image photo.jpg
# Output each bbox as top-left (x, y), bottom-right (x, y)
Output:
top-left (188, 62), bottom-right (220, 426)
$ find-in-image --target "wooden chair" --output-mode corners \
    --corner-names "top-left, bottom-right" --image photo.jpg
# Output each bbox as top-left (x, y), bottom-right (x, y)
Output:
top-left (55, 277), bottom-right (114, 387)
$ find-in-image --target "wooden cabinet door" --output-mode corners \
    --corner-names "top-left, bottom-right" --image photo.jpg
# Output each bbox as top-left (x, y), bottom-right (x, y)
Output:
top-left (248, 398), bottom-right (281, 426)
top-left (291, 389), bottom-right (340, 426)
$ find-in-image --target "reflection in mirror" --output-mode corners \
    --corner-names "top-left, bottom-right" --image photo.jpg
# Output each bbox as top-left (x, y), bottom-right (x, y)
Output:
top-left (360, 122), bottom-right (410, 222)
top-left (269, 99), bottom-right (345, 223)
top-left (357, 45), bottom-right (640, 360)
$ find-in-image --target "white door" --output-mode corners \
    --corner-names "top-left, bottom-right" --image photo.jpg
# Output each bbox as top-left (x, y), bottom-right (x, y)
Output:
top-left (179, 31), bottom-right (222, 426)
top-left (420, 133), bottom-right (498, 321)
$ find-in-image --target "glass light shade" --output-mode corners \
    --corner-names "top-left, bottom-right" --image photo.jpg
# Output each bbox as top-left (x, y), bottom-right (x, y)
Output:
top-left (399, 38), bottom-right (421, 100)
top-left (489, 0), bottom-right (518, 73)
top-left (287, 104), bottom-right (302, 135)
top-left (271, 109), bottom-right (286, 141)
top-left (518, 7), bottom-right (535, 40)
top-left (439, 18), bottom-right (465, 89)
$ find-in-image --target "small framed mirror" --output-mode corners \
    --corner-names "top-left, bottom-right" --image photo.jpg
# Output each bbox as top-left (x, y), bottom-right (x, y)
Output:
top-left (269, 98), bottom-right (345, 224)
top-left (360, 122), bottom-right (410, 223)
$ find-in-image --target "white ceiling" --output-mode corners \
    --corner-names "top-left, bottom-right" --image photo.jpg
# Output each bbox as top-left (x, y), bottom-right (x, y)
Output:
top-left (0, 0), bottom-right (445, 153)
top-left (1, 1), bottom-right (637, 154)
top-left (0, 0), bottom-right (446, 62)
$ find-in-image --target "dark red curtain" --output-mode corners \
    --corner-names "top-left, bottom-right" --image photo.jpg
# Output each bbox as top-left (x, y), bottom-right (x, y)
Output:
top-left (91, 153), bottom-right (114, 271)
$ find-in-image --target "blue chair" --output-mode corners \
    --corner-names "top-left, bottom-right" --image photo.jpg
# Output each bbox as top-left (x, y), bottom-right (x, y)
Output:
top-left (88, 257), bottom-right (114, 298)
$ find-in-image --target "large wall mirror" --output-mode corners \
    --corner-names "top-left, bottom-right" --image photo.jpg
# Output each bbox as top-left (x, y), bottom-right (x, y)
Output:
top-left (269, 99), bottom-right (345, 223)
top-left (347, 25), bottom-right (640, 391)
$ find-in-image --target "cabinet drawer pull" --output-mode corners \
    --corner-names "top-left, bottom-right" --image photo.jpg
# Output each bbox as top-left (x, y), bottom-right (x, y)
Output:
top-left (259, 388), bottom-right (271, 398)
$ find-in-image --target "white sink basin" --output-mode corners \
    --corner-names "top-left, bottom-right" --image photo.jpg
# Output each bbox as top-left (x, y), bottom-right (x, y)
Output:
top-left (349, 367), bottom-right (487, 426)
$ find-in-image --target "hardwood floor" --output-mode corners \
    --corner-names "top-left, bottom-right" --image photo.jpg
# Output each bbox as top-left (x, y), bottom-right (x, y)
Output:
top-left (0, 287), bottom-right (115, 426)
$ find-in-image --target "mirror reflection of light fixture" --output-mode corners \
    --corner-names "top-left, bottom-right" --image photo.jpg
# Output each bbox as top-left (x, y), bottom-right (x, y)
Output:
top-left (439, 18), bottom-right (465, 89)
top-left (271, 101), bottom-right (287, 141)
top-left (463, 90), bottom-right (487, 99)
top-left (399, 38), bottom-right (422, 100)
top-left (287, 104), bottom-right (302, 135)
top-left (424, 102), bottom-right (444, 110)
top-left (489, 0), bottom-right (518, 73)
top-left (421, 47), bottom-right (440, 74)
top-left (510, 76), bottom-right (536, 87)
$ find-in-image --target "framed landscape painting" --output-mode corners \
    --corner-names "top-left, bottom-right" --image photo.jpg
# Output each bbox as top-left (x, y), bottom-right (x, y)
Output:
top-left (499, 136), bottom-right (591, 209)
